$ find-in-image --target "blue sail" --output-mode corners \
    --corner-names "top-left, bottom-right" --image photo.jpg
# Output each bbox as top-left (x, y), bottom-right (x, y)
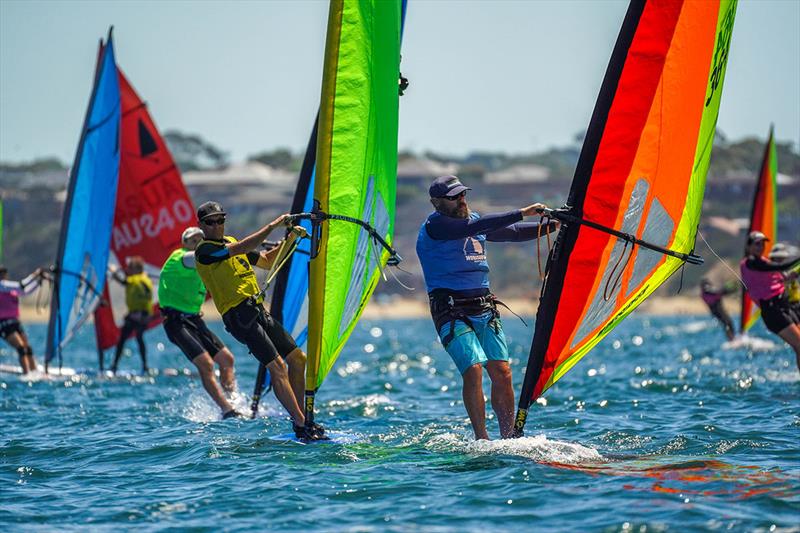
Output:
top-left (45, 30), bottom-right (121, 367)
top-left (271, 120), bottom-right (317, 347)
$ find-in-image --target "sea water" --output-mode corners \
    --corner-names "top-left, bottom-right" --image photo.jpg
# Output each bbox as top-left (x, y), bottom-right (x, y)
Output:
top-left (1, 316), bottom-right (798, 531)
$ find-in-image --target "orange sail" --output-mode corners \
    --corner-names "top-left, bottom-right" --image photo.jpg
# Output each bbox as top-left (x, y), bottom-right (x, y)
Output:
top-left (94, 68), bottom-right (195, 353)
top-left (514, 0), bottom-right (737, 435)
top-left (740, 126), bottom-right (778, 333)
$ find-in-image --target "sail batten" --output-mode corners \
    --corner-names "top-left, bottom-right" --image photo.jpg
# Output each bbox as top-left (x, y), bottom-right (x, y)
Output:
top-left (515, 0), bottom-right (738, 432)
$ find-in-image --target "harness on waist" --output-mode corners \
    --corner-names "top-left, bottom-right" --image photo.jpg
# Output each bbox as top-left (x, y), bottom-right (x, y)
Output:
top-left (160, 306), bottom-right (200, 323)
top-left (429, 290), bottom-right (526, 347)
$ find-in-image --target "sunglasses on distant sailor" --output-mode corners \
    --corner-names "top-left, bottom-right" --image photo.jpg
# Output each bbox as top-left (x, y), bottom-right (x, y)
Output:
top-left (440, 191), bottom-right (467, 201)
top-left (202, 216), bottom-right (226, 226)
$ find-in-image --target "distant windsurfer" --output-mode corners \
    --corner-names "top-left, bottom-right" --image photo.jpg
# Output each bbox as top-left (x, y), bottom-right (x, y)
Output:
top-left (193, 201), bottom-right (326, 440)
top-left (699, 278), bottom-right (737, 341)
top-left (740, 231), bottom-right (800, 370)
top-left (416, 175), bottom-right (558, 440)
top-left (159, 227), bottom-right (240, 419)
top-left (0, 266), bottom-right (45, 373)
top-left (109, 256), bottom-right (153, 374)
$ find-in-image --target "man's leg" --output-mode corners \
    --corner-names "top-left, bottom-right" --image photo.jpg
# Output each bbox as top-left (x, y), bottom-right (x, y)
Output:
top-left (776, 323), bottom-right (800, 371)
top-left (486, 360), bottom-right (515, 438)
top-left (135, 326), bottom-right (148, 373)
top-left (284, 347), bottom-right (306, 407)
top-left (6, 331), bottom-right (35, 373)
top-left (462, 364), bottom-right (489, 440)
top-left (267, 356), bottom-right (305, 427)
top-left (712, 304), bottom-right (735, 341)
top-left (111, 319), bottom-right (134, 373)
top-left (212, 347), bottom-right (237, 394)
top-left (192, 352), bottom-right (235, 413)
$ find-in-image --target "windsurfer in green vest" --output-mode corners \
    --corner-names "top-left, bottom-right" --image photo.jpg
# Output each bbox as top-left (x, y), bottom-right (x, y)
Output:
top-left (159, 227), bottom-right (241, 419)
top-left (193, 201), bottom-right (326, 440)
top-left (416, 175), bottom-right (558, 440)
top-left (109, 256), bottom-right (153, 375)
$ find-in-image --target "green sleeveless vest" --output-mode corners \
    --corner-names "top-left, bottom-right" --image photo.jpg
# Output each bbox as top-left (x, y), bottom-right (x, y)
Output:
top-left (158, 249), bottom-right (207, 314)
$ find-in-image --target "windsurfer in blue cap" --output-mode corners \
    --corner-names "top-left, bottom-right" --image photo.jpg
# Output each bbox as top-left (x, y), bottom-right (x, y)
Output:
top-left (416, 175), bottom-right (558, 440)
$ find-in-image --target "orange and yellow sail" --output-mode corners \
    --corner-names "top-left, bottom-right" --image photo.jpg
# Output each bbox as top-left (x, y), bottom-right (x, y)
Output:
top-left (740, 126), bottom-right (778, 333)
top-left (515, 0), bottom-right (738, 434)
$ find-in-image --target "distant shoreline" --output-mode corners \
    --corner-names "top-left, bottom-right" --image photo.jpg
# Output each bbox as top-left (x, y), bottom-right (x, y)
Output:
top-left (17, 294), bottom-right (715, 324)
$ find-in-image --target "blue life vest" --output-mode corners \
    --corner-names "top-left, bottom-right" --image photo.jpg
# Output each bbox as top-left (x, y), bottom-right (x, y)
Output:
top-left (416, 212), bottom-right (490, 292)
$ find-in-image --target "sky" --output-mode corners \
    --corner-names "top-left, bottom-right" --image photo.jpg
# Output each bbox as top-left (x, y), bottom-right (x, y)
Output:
top-left (1, 0), bottom-right (798, 165)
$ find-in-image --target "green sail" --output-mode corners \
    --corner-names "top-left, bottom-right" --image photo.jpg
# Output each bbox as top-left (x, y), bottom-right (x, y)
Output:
top-left (306, 0), bottom-right (402, 399)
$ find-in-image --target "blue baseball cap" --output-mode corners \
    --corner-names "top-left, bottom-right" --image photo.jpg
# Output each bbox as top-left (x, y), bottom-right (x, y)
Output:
top-left (429, 175), bottom-right (471, 198)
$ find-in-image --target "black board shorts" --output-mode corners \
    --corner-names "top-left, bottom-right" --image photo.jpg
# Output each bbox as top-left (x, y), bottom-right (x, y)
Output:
top-left (760, 293), bottom-right (800, 335)
top-left (162, 311), bottom-right (225, 362)
top-left (222, 298), bottom-right (297, 366)
top-left (0, 318), bottom-right (24, 340)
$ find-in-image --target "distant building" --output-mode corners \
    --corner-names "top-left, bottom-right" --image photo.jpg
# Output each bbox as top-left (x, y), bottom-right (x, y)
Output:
top-left (183, 161), bottom-right (297, 208)
top-left (397, 156), bottom-right (458, 188)
top-left (484, 164), bottom-right (550, 184)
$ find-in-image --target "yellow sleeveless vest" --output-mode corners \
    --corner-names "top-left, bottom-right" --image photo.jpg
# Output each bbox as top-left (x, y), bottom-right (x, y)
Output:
top-left (195, 236), bottom-right (262, 315)
top-left (125, 272), bottom-right (153, 313)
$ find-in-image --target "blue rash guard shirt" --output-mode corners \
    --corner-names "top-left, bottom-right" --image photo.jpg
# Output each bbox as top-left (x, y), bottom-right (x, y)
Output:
top-left (416, 209), bottom-right (557, 295)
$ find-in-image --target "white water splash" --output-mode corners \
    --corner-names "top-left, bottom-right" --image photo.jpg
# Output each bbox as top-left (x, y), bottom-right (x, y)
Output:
top-left (722, 334), bottom-right (778, 352)
top-left (467, 434), bottom-right (603, 464)
top-left (423, 431), bottom-right (603, 465)
top-left (180, 387), bottom-right (282, 423)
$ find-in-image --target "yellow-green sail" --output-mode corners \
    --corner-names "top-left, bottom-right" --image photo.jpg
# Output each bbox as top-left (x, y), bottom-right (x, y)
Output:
top-left (306, 0), bottom-right (402, 417)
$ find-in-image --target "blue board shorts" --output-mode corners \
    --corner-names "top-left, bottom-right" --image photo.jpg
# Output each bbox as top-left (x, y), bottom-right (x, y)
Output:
top-left (437, 310), bottom-right (509, 374)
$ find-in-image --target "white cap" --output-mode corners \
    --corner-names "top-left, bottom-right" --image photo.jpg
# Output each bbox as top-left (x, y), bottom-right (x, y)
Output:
top-left (181, 227), bottom-right (204, 244)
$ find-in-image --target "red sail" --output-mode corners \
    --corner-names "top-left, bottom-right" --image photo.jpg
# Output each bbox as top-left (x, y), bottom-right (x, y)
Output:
top-left (94, 67), bottom-right (195, 351)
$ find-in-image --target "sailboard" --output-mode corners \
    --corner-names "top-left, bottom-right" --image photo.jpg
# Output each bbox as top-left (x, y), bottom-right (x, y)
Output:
top-left (303, 0), bottom-right (403, 425)
top-left (739, 126), bottom-right (777, 334)
top-left (251, 0), bottom-right (408, 420)
top-left (514, 0), bottom-right (738, 436)
top-left (45, 29), bottom-right (122, 369)
top-left (93, 66), bottom-right (195, 366)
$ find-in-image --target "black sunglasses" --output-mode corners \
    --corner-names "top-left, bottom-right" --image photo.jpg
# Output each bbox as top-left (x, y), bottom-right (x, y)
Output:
top-left (202, 216), bottom-right (226, 226)
top-left (441, 191), bottom-right (466, 201)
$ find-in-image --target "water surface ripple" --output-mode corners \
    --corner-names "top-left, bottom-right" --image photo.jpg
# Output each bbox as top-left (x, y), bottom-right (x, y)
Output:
top-left (1, 316), bottom-right (798, 531)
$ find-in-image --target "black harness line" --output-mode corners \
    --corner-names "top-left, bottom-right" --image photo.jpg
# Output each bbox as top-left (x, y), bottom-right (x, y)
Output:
top-left (429, 290), bottom-right (527, 348)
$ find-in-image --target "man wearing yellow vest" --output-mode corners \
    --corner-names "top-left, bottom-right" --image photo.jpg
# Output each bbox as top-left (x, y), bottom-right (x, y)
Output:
top-left (159, 227), bottom-right (240, 419)
top-left (110, 256), bottom-right (153, 374)
top-left (194, 201), bottom-right (326, 440)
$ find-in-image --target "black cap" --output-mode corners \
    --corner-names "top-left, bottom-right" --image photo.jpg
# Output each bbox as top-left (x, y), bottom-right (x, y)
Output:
top-left (429, 175), bottom-right (471, 198)
top-left (746, 230), bottom-right (769, 245)
top-left (197, 201), bottom-right (226, 221)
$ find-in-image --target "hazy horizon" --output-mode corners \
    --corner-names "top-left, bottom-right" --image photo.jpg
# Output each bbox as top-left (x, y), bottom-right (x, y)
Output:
top-left (1, 0), bottom-right (798, 165)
